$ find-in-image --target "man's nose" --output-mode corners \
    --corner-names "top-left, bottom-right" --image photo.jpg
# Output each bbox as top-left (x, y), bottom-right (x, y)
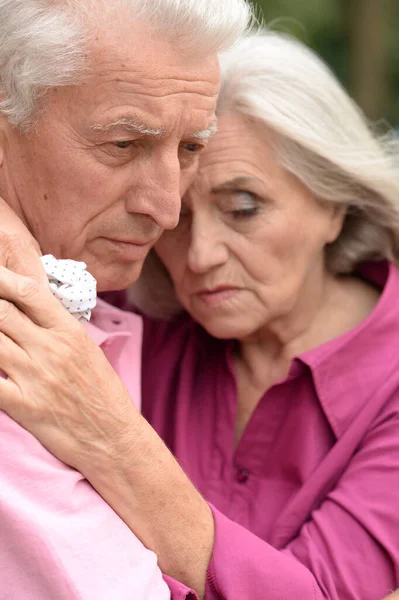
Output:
top-left (126, 154), bottom-right (182, 231)
top-left (187, 219), bottom-right (228, 274)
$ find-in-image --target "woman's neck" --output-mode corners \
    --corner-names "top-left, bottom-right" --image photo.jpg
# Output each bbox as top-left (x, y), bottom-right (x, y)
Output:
top-left (235, 267), bottom-right (333, 380)
top-left (232, 268), bottom-right (380, 446)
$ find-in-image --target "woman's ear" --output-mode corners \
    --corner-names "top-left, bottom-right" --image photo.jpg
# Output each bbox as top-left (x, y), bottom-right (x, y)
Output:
top-left (326, 204), bottom-right (347, 244)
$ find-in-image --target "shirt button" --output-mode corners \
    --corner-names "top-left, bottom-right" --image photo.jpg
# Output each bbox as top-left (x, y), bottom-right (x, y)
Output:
top-left (236, 468), bottom-right (250, 484)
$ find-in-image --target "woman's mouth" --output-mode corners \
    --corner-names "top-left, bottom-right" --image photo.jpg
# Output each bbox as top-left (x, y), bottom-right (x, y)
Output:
top-left (195, 286), bottom-right (241, 307)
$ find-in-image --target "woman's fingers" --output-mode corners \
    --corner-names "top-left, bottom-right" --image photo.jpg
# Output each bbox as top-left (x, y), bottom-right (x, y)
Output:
top-left (0, 298), bottom-right (40, 348)
top-left (0, 197), bottom-right (48, 286)
top-left (0, 323), bottom-right (26, 382)
top-left (0, 266), bottom-right (72, 330)
top-left (3, 237), bottom-right (48, 287)
top-left (0, 373), bottom-right (39, 436)
top-left (0, 376), bottom-right (20, 414)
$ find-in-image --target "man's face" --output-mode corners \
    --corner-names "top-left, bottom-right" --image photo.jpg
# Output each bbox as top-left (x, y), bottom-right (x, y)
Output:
top-left (0, 20), bottom-right (220, 291)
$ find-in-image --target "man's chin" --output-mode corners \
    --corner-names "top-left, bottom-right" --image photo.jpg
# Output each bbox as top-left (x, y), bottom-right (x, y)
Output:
top-left (95, 260), bottom-right (145, 293)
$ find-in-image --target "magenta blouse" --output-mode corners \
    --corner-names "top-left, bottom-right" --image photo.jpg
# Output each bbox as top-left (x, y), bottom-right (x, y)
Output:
top-left (141, 261), bottom-right (399, 600)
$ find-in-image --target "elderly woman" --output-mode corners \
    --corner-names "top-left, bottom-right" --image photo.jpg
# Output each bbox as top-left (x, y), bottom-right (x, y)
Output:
top-left (115, 31), bottom-right (399, 599)
top-left (1, 31), bottom-right (399, 600)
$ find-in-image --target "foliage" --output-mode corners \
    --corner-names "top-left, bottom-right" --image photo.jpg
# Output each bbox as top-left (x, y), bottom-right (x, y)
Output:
top-left (252, 0), bottom-right (399, 126)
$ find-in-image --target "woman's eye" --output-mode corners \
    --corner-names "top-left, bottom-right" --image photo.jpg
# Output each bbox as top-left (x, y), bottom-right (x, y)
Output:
top-left (228, 192), bottom-right (260, 219)
top-left (232, 207), bottom-right (259, 218)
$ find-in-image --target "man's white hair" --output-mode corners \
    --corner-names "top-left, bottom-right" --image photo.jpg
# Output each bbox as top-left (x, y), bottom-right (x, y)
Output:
top-left (130, 31), bottom-right (399, 319)
top-left (0, 0), bottom-right (253, 130)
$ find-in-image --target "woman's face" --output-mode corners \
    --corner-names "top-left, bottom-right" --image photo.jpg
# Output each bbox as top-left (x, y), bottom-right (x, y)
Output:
top-left (155, 113), bottom-right (345, 339)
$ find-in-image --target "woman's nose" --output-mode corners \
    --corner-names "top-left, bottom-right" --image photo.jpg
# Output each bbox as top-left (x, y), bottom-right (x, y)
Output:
top-left (187, 223), bottom-right (228, 274)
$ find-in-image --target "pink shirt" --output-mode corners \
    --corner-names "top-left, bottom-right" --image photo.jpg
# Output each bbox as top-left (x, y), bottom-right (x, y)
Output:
top-left (141, 261), bottom-right (399, 600)
top-left (0, 301), bottom-right (171, 599)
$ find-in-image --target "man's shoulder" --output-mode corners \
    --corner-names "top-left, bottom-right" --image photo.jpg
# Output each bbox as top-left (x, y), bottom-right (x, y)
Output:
top-left (0, 411), bottom-right (170, 599)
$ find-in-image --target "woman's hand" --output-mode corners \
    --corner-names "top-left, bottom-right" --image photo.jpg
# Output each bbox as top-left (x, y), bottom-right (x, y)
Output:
top-left (0, 266), bottom-right (214, 598)
top-left (0, 197), bottom-right (47, 285)
top-left (0, 266), bottom-right (140, 472)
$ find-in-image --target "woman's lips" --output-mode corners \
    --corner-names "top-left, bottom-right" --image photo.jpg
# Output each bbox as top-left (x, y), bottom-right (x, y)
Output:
top-left (195, 287), bottom-right (241, 307)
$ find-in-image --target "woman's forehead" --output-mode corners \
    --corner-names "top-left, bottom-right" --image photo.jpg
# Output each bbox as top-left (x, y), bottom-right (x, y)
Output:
top-left (193, 123), bottom-right (279, 195)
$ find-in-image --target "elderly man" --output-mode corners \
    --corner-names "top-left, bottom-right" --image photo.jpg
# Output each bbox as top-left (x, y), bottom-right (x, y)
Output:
top-left (0, 0), bottom-right (251, 598)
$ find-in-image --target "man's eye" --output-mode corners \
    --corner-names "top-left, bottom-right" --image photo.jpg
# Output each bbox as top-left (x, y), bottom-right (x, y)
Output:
top-left (183, 143), bottom-right (203, 153)
top-left (114, 141), bottom-right (132, 149)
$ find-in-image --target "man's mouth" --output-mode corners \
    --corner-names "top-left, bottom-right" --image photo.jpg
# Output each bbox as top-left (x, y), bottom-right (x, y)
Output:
top-left (100, 237), bottom-right (158, 261)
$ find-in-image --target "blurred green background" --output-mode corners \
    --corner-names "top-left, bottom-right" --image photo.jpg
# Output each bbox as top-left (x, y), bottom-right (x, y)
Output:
top-left (252, 0), bottom-right (399, 127)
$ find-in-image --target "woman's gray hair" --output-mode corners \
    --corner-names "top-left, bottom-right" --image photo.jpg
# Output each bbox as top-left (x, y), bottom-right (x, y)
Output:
top-left (0, 0), bottom-right (253, 131)
top-left (130, 31), bottom-right (399, 319)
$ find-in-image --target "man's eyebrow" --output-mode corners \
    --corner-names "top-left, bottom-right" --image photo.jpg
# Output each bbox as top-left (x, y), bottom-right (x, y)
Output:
top-left (211, 176), bottom-right (263, 193)
top-left (90, 117), bottom-right (165, 138)
top-left (90, 117), bottom-right (217, 140)
top-left (192, 121), bottom-right (218, 141)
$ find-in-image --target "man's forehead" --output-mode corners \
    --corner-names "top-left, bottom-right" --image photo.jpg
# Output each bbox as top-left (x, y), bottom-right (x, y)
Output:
top-left (88, 16), bottom-right (221, 84)
top-left (46, 19), bottom-right (221, 139)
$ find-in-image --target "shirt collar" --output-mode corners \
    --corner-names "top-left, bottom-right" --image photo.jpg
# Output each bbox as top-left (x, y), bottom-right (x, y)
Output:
top-left (84, 298), bottom-right (132, 347)
top-left (298, 261), bottom-right (399, 438)
top-left (84, 320), bottom-right (110, 346)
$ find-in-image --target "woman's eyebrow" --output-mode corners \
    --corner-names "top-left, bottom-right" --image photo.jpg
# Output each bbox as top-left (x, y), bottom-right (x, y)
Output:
top-left (211, 176), bottom-right (262, 193)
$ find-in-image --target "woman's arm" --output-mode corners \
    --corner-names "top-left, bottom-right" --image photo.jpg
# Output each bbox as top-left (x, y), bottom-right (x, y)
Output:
top-left (92, 416), bottom-right (215, 598)
top-left (0, 266), bottom-right (214, 597)
top-left (98, 393), bottom-right (399, 600)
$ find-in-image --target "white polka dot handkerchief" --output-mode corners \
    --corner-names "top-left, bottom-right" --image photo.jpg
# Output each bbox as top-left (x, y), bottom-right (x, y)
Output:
top-left (40, 255), bottom-right (97, 323)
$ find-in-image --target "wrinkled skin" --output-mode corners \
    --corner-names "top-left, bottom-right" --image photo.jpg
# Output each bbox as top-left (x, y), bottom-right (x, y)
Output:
top-left (0, 19), bottom-right (220, 291)
top-left (156, 112), bottom-right (346, 341)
